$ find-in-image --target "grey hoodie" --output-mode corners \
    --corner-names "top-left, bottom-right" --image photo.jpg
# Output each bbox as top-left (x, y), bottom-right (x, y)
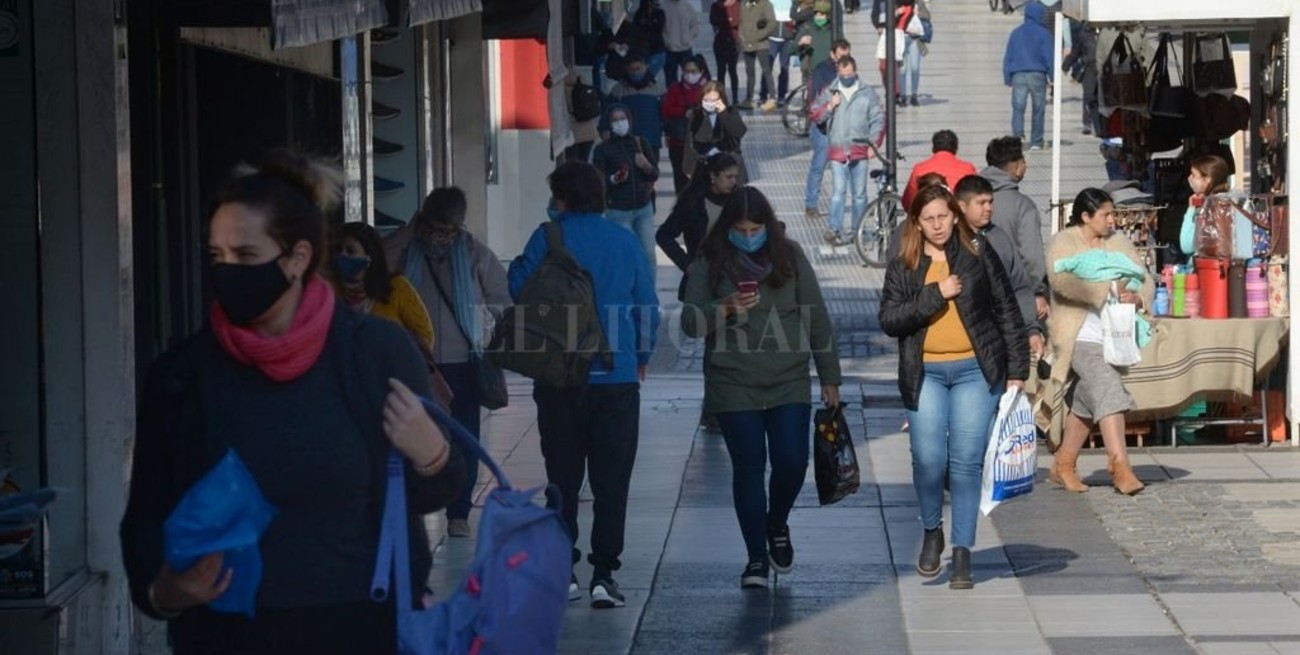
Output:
top-left (980, 164), bottom-right (1047, 297)
top-left (980, 224), bottom-right (1041, 335)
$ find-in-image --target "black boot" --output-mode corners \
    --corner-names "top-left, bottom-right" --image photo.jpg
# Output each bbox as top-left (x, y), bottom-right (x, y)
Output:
top-left (949, 547), bottom-right (973, 590)
top-left (917, 527), bottom-right (944, 577)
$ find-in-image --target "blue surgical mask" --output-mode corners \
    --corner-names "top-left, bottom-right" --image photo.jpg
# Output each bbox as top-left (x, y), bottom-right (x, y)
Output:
top-left (546, 201), bottom-right (563, 222)
top-left (611, 119), bottom-right (631, 137)
top-left (839, 75), bottom-right (858, 87)
top-left (628, 70), bottom-right (646, 83)
top-left (729, 227), bottom-right (767, 254)
top-left (334, 254), bottom-right (369, 282)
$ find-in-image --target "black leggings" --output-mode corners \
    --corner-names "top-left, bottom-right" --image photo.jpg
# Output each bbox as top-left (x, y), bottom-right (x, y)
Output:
top-left (715, 52), bottom-right (740, 105)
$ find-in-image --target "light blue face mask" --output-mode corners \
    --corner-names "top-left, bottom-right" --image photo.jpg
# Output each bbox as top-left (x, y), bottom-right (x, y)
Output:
top-left (729, 226), bottom-right (767, 254)
top-left (547, 200), bottom-right (562, 222)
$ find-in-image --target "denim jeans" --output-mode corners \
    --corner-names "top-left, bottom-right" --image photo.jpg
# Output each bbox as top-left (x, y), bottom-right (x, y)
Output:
top-left (902, 37), bottom-right (922, 97)
top-left (647, 51), bottom-right (667, 81)
top-left (535, 383), bottom-right (641, 573)
top-left (804, 126), bottom-right (830, 211)
top-left (664, 49), bottom-right (693, 86)
top-left (1011, 71), bottom-right (1048, 147)
top-left (829, 158), bottom-right (869, 235)
top-left (440, 362), bottom-right (481, 520)
top-left (905, 357), bottom-right (1002, 549)
top-left (606, 204), bottom-right (657, 283)
top-left (716, 403), bottom-right (812, 560)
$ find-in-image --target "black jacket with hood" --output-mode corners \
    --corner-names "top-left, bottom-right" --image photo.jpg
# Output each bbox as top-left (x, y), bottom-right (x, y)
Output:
top-left (592, 103), bottom-right (661, 210)
top-left (879, 233), bottom-right (1030, 411)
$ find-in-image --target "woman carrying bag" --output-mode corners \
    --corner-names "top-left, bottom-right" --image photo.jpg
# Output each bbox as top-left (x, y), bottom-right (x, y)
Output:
top-left (683, 80), bottom-right (749, 183)
top-left (385, 186), bottom-right (512, 539)
top-left (681, 186), bottom-right (841, 589)
top-left (879, 184), bottom-right (1027, 590)
top-left (1045, 188), bottom-right (1153, 496)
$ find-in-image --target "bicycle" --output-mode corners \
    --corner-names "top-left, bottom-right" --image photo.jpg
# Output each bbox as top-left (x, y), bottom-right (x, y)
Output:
top-left (850, 140), bottom-right (906, 268)
top-left (781, 82), bottom-right (810, 138)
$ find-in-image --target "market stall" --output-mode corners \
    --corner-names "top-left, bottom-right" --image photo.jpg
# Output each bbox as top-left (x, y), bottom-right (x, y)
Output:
top-left (1059, 0), bottom-right (1299, 446)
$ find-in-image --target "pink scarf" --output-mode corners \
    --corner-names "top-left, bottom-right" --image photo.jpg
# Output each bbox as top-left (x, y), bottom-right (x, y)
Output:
top-left (211, 276), bottom-right (336, 382)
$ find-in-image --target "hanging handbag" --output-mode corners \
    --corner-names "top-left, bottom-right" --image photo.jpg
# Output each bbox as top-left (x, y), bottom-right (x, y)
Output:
top-left (1191, 32), bottom-right (1237, 97)
top-left (428, 265), bottom-right (510, 411)
top-left (1148, 34), bottom-right (1190, 118)
top-left (416, 342), bottom-right (456, 409)
top-left (1102, 35), bottom-right (1147, 111)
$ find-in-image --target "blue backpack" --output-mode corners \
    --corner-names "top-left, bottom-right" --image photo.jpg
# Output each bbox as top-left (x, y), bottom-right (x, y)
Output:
top-left (921, 18), bottom-right (934, 44)
top-left (369, 397), bottom-right (572, 655)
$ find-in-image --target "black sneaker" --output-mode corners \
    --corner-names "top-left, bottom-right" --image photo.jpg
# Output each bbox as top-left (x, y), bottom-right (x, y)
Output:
top-left (375, 211), bottom-right (404, 228)
top-left (374, 137), bottom-right (404, 156)
top-left (371, 29), bottom-right (400, 44)
top-left (372, 61), bottom-right (405, 80)
top-left (767, 525), bottom-right (794, 573)
top-left (372, 101), bottom-right (400, 120)
top-left (590, 576), bottom-right (625, 608)
top-left (568, 574), bottom-right (582, 602)
top-left (741, 559), bottom-right (769, 589)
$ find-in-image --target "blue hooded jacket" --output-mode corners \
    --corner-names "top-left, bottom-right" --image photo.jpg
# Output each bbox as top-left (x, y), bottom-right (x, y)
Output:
top-left (1002, 2), bottom-right (1055, 85)
top-left (508, 212), bottom-right (661, 385)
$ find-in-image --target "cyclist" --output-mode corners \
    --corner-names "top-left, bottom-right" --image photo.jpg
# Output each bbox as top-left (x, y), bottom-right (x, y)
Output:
top-left (808, 55), bottom-right (885, 245)
top-left (803, 38), bottom-right (852, 220)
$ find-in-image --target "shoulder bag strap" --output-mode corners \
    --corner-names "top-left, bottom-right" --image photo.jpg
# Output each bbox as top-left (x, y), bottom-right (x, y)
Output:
top-left (424, 257), bottom-right (477, 346)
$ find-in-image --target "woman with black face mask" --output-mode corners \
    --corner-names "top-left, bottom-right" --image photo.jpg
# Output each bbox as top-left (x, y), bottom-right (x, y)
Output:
top-left (120, 149), bottom-right (464, 654)
top-left (333, 221), bottom-right (434, 352)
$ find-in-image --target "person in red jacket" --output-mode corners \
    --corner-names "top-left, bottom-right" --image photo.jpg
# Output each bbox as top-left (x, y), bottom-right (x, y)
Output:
top-left (901, 130), bottom-right (979, 209)
top-left (662, 55), bottom-right (712, 193)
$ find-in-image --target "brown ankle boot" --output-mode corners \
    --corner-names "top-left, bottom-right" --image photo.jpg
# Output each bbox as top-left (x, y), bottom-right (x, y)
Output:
top-left (1048, 451), bottom-right (1089, 493)
top-left (1110, 461), bottom-right (1145, 495)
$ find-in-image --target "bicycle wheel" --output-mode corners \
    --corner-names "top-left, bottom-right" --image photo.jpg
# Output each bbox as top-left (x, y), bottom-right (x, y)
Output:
top-left (782, 84), bottom-right (810, 138)
top-left (855, 193), bottom-right (903, 268)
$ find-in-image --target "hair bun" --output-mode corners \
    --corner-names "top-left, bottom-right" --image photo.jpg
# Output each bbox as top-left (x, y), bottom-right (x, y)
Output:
top-left (257, 148), bottom-right (343, 213)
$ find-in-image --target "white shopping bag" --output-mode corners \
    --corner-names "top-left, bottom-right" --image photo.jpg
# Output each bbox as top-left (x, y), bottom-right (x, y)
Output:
top-left (1102, 282), bottom-right (1141, 367)
top-left (980, 389), bottom-right (1037, 516)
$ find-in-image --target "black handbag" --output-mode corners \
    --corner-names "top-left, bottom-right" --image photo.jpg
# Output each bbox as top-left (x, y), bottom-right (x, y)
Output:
top-left (428, 262), bottom-right (510, 411)
top-left (1148, 34), bottom-right (1190, 118)
top-left (1192, 32), bottom-right (1237, 97)
top-left (1102, 35), bottom-right (1147, 110)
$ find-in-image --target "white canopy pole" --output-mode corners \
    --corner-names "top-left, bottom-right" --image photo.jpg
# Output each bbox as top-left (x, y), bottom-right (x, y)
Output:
top-left (1288, 12), bottom-right (1299, 446)
top-left (1051, 10), bottom-right (1064, 234)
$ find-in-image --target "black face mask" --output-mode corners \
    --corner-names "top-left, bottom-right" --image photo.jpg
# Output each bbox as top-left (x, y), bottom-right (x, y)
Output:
top-left (211, 257), bottom-right (291, 326)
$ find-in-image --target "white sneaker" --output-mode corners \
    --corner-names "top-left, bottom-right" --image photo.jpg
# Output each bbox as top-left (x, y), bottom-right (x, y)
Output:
top-left (568, 574), bottom-right (582, 602)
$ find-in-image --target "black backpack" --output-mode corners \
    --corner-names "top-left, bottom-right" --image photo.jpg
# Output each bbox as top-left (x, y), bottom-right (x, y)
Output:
top-left (487, 223), bottom-right (612, 388)
top-left (570, 80), bottom-right (603, 122)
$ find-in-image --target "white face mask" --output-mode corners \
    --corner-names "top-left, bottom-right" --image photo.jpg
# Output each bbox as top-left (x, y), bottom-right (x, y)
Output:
top-left (702, 100), bottom-right (719, 114)
top-left (615, 44), bottom-right (630, 56)
top-left (684, 71), bottom-right (703, 85)
top-left (611, 119), bottom-right (631, 136)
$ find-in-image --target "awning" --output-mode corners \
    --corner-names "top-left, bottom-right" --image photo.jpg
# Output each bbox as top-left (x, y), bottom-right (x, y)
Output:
top-left (1063, 0), bottom-right (1293, 29)
top-left (170, 0), bottom-right (389, 48)
top-left (408, 0), bottom-right (482, 26)
top-left (482, 0), bottom-right (548, 40)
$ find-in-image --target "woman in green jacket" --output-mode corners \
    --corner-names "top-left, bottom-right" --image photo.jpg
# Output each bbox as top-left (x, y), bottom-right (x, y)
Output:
top-left (682, 186), bottom-right (842, 589)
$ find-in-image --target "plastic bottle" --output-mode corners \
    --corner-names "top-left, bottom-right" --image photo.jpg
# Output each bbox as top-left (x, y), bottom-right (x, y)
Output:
top-left (1153, 283), bottom-right (1170, 316)
top-left (1185, 269), bottom-right (1201, 318)
top-left (1172, 273), bottom-right (1186, 317)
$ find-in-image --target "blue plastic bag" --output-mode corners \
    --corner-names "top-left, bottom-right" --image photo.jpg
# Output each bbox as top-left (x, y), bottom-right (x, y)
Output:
top-left (163, 449), bottom-right (276, 617)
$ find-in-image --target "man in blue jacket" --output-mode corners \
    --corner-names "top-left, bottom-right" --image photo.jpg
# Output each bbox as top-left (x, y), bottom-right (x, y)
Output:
top-left (508, 162), bottom-right (661, 611)
top-left (1003, 1), bottom-right (1054, 150)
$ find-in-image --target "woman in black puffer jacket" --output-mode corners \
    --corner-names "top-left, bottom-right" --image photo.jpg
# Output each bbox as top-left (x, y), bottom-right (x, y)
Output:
top-left (878, 184), bottom-right (1028, 591)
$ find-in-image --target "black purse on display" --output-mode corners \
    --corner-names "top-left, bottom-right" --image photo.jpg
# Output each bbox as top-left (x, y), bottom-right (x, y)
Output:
top-left (1191, 32), bottom-right (1238, 97)
top-left (1148, 34), bottom-right (1191, 118)
top-left (1102, 35), bottom-right (1147, 110)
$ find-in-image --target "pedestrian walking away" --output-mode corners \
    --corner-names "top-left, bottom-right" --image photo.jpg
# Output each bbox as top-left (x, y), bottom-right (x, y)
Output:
top-left (738, 0), bottom-right (779, 111)
top-left (1045, 189), bottom-right (1153, 496)
top-left (1003, 1), bottom-right (1055, 149)
top-left (593, 103), bottom-right (662, 282)
top-left (901, 130), bottom-right (979, 210)
top-left (682, 80), bottom-right (749, 184)
top-left (803, 38), bottom-right (851, 220)
top-left (386, 187), bottom-right (512, 539)
top-left (808, 55), bottom-right (886, 245)
top-left (662, 0), bottom-right (702, 86)
top-left (509, 162), bottom-right (660, 610)
top-left (711, 0), bottom-right (743, 104)
top-left (681, 186), bottom-right (842, 589)
top-left (871, 0), bottom-right (913, 106)
top-left (663, 55), bottom-right (712, 193)
top-left (121, 150), bottom-right (465, 653)
top-left (879, 184), bottom-right (1028, 590)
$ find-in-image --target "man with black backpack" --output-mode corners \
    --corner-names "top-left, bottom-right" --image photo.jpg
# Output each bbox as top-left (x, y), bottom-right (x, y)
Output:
top-left (504, 162), bottom-right (660, 610)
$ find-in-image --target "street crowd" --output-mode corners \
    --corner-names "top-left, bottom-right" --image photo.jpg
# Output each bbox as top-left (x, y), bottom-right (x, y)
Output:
top-left (115, 1), bottom-right (1180, 652)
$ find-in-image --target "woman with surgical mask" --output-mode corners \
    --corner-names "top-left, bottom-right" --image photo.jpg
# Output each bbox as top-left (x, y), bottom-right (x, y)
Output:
top-left (121, 150), bottom-right (464, 651)
top-left (663, 55), bottom-right (713, 193)
top-left (681, 186), bottom-right (842, 590)
top-left (592, 103), bottom-right (661, 281)
top-left (333, 221), bottom-right (434, 352)
top-left (683, 80), bottom-right (749, 184)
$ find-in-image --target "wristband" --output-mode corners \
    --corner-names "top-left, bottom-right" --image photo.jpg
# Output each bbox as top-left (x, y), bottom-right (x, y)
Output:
top-left (414, 440), bottom-right (450, 477)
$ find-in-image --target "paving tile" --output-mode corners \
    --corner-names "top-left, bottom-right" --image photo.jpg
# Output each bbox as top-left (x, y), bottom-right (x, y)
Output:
top-left (1161, 593), bottom-right (1300, 637)
top-left (1047, 636), bottom-right (1197, 655)
top-left (1027, 594), bottom-right (1179, 637)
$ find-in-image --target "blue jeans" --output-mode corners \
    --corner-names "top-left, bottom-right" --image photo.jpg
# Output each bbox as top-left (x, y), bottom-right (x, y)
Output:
top-left (761, 40), bottom-right (790, 101)
top-left (440, 362), bottom-right (482, 520)
top-left (647, 52), bottom-right (667, 81)
top-left (606, 204), bottom-right (657, 282)
top-left (664, 49), bottom-right (693, 86)
top-left (902, 37), bottom-right (922, 97)
top-left (716, 403), bottom-right (812, 560)
top-left (1011, 71), bottom-right (1048, 147)
top-left (829, 159), bottom-right (869, 235)
top-left (905, 358), bottom-right (1002, 549)
top-left (804, 125), bottom-right (830, 210)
